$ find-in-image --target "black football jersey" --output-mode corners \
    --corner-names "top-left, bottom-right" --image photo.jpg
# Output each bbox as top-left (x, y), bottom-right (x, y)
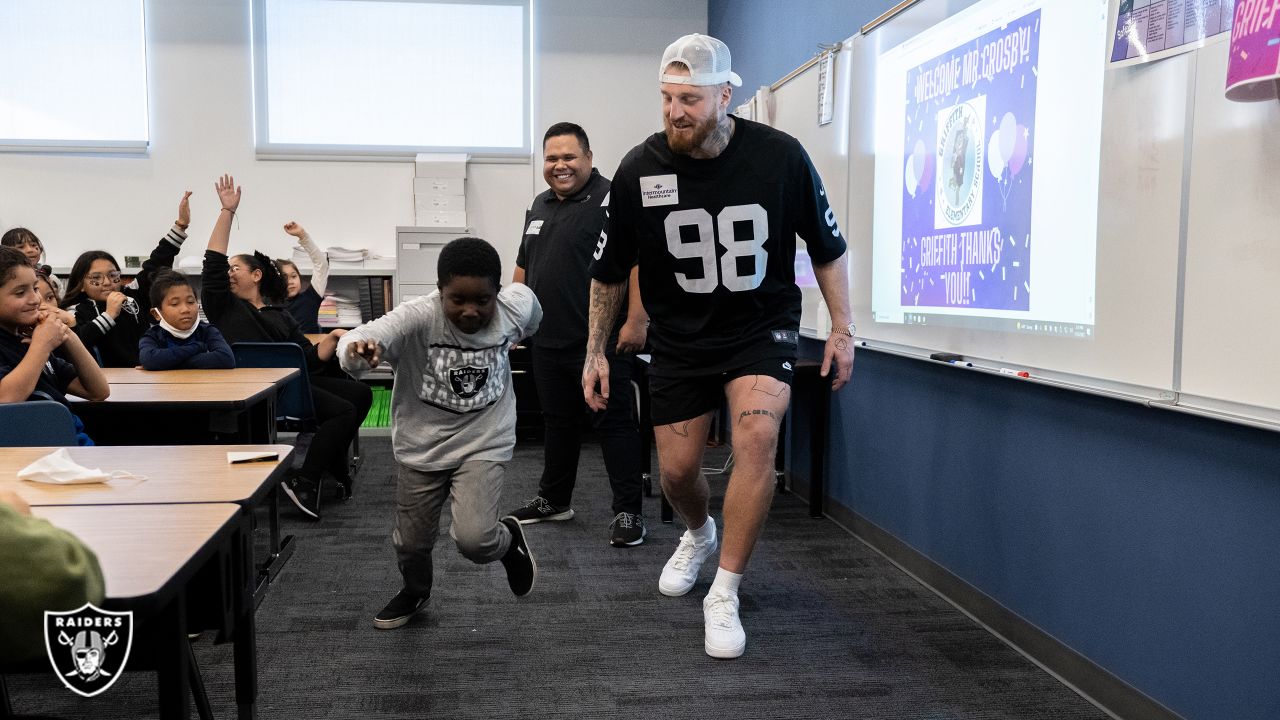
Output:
top-left (591, 117), bottom-right (846, 376)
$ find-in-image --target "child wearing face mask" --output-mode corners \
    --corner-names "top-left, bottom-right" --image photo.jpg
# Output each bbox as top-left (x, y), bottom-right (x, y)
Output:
top-left (61, 192), bottom-right (193, 367)
top-left (138, 270), bottom-right (234, 371)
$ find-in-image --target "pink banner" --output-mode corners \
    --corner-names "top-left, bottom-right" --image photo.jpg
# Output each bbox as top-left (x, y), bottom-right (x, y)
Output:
top-left (1225, 0), bottom-right (1280, 101)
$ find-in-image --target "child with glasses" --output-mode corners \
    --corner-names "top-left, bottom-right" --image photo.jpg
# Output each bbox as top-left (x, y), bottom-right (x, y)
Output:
top-left (61, 192), bottom-right (194, 367)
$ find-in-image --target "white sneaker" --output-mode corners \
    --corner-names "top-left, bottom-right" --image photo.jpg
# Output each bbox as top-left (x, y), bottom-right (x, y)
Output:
top-left (658, 527), bottom-right (718, 597)
top-left (703, 590), bottom-right (746, 659)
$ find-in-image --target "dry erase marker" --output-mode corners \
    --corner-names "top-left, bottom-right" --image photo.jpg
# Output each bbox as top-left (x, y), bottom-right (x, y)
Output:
top-left (950, 360), bottom-right (973, 367)
top-left (999, 368), bottom-right (1030, 378)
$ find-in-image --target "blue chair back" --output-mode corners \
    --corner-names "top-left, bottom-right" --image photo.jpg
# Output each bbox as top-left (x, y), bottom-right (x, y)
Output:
top-left (230, 342), bottom-right (316, 427)
top-left (0, 401), bottom-right (78, 446)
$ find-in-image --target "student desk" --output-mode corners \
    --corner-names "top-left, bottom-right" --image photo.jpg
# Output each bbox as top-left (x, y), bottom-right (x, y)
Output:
top-left (0, 444), bottom-right (297, 591)
top-left (5, 504), bottom-right (244, 720)
top-left (69, 381), bottom-right (280, 445)
top-left (100, 367), bottom-right (299, 385)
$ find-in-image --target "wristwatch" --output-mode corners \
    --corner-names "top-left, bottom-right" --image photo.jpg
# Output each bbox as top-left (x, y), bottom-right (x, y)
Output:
top-left (833, 322), bottom-right (856, 337)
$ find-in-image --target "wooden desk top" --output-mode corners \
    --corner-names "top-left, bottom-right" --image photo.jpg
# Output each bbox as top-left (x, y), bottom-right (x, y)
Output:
top-left (1, 445), bottom-right (292, 506)
top-left (69, 382), bottom-right (277, 408)
top-left (101, 367), bottom-right (298, 385)
top-left (33, 504), bottom-right (239, 601)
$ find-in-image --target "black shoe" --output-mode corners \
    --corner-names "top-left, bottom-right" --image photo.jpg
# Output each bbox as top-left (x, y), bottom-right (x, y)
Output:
top-left (507, 496), bottom-right (574, 524)
top-left (609, 512), bottom-right (646, 547)
top-left (373, 589), bottom-right (428, 629)
top-left (499, 516), bottom-right (537, 597)
top-left (280, 473), bottom-right (321, 520)
top-left (333, 477), bottom-right (352, 501)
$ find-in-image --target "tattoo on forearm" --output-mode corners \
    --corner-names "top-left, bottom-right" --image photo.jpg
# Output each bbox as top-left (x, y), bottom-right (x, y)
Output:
top-left (738, 408), bottom-right (781, 425)
top-left (587, 281), bottom-right (625, 354)
top-left (835, 337), bottom-right (848, 351)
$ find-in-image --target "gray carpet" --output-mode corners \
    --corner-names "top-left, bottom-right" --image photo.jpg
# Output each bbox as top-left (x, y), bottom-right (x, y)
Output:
top-left (10, 436), bottom-right (1109, 719)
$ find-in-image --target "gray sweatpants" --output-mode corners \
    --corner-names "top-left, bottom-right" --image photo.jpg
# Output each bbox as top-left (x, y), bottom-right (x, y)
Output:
top-left (393, 460), bottom-right (512, 598)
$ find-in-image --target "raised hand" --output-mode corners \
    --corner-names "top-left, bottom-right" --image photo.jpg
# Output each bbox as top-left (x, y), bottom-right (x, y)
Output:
top-left (347, 339), bottom-right (383, 368)
top-left (177, 190), bottom-right (193, 227)
top-left (283, 221), bottom-right (307, 238)
top-left (215, 174), bottom-right (241, 212)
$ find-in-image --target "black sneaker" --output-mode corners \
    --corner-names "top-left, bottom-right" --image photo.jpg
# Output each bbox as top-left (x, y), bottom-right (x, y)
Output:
top-left (280, 473), bottom-right (320, 520)
top-left (507, 496), bottom-right (575, 524)
top-left (373, 589), bottom-right (428, 629)
top-left (499, 516), bottom-right (537, 597)
top-left (609, 512), bottom-right (646, 547)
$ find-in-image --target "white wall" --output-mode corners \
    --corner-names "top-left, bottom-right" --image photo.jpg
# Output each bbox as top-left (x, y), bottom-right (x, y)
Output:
top-left (0, 0), bottom-right (705, 275)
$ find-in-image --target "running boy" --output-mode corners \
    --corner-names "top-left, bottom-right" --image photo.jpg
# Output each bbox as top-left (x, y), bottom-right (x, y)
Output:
top-left (338, 237), bottom-right (542, 629)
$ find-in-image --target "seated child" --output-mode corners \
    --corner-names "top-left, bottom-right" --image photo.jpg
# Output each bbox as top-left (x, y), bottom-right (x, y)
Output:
top-left (35, 270), bottom-right (74, 328)
top-left (3, 227), bottom-right (61, 297)
top-left (61, 191), bottom-right (193, 367)
top-left (0, 489), bottom-right (106, 663)
top-left (338, 237), bottom-right (543, 630)
top-left (276, 221), bottom-right (328, 334)
top-left (138, 269), bottom-right (234, 370)
top-left (0, 247), bottom-right (110, 407)
top-left (203, 175), bottom-right (370, 517)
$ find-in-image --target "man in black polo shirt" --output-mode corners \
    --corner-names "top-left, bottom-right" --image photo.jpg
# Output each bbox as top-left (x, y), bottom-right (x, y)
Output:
top-left (506, 122), bottom-right (649, 547)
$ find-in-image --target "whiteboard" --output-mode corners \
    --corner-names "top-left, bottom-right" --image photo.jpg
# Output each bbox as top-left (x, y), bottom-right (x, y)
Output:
top-left (767, 44), bottom-right (853, 336)
top-left (1179, 40), bottom-right (1280, 418)
top-left (763, 0), bottom-right (1280, 424)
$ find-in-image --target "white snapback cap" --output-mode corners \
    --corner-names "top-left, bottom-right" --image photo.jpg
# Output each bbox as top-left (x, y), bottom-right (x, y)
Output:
top-left (659, 33), bottom-right (742, 87)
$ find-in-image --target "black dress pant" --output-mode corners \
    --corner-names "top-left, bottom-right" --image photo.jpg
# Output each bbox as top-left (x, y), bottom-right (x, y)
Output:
top-left (305, 374), bottom-right (372, 483)
top-left (532, 345), bottom-right (643, 515)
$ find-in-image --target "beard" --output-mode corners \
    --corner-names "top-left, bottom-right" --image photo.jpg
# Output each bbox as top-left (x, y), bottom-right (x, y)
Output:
top-left (664, 112), bottom-right (719, 154)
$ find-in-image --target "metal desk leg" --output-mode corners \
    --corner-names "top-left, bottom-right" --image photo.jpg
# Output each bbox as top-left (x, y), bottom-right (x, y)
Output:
top-left (233, 514), bottom-right (259, 719)
top-left (156, 597), bottom-right (191, 720)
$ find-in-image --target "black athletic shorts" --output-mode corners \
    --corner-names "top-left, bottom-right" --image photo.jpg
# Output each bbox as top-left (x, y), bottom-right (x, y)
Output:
top-left (647, 356), bottom-right (795, 427)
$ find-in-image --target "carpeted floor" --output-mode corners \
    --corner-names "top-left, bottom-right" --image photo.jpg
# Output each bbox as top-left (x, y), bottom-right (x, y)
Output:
top-left (10, 435), bottom-right (1110, 719)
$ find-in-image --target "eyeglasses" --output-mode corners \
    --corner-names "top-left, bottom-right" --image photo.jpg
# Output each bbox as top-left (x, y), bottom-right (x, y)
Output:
top-left (85, 272), bottom-right (122, 286)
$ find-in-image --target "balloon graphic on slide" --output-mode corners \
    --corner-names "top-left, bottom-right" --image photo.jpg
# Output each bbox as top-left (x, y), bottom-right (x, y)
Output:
top-left (904, 156), bottom-right (918, 197)
top-left (988, 129), bottom-right (1006, 181)
top-left (999, 112), bottom-right (1017, 161)
top-left (1007, 124), bottom-right (1028, 176)
top-left (917, 140), bottom-right (934, 193)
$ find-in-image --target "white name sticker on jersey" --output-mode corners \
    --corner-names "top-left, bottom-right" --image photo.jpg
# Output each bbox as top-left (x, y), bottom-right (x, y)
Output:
top-left (525, 220), bottom-right (543, 235)
top-left (639, 175), bottom-right (679, 207)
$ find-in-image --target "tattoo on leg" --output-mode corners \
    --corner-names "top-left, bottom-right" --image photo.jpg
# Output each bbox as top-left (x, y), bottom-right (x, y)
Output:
top-left (751, 376), bottom-right (785, 397)
top-left (668, 422), bottom-right (692, 438)
top-left (737, 408), bottom-right (780, 425)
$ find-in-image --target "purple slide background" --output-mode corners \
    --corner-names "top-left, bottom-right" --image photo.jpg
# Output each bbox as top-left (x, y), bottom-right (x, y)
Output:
top-left (901, 10), bottom-right (1040, 311)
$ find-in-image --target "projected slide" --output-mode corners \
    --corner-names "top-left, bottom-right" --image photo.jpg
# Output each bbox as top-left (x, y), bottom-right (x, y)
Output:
top-left (873, 0), bottom-right (1105, 335)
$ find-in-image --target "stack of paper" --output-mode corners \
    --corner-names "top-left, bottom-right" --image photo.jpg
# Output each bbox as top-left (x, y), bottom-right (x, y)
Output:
top-left (414, 153), bottom-right (468, 228)
top-left (318, 293), bottom-right (363, 327)
top-left (326, 247), bottom-right (370, 267)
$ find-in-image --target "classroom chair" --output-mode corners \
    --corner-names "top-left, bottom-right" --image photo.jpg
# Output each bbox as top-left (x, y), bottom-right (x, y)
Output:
top-left (230, 342), bottom-right (362, 488)
top-left (0, 401), bottom-right (77, 446)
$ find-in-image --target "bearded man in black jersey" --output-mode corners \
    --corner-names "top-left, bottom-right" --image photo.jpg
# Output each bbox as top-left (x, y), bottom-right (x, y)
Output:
top-left (583, 33), bottom-right (855, 659)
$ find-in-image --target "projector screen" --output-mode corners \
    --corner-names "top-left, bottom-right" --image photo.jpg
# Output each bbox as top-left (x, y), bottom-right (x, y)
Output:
top-left (872, 0), bottom-right (1104, 338)
top-left (845, 0), bottom-right (1189, 396)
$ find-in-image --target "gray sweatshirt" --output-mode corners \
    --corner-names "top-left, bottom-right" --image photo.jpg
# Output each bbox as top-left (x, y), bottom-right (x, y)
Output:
top-left (337, 284), bottom-right (541, 471)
